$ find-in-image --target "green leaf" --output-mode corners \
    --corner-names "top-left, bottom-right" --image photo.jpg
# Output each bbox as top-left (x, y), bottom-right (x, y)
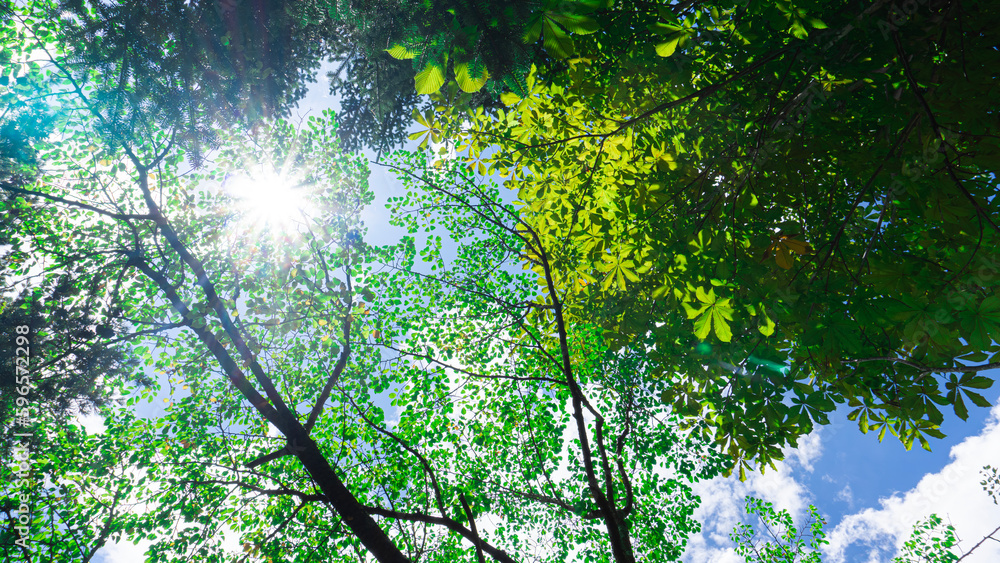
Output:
top-left (542, 19), bottom-right (575, 59)
top-left (960, 374), bottom-right (994, 389)
top-left (550, 12), bottom-right (600, 35)
top-left (954, 393), bottom-right (969, 420)
top-left (759, 311), bottom-right (776, 337)
top-left (385, 44), bottom-right (420, 60)
top-left (414, 63), bottom-right (446, 94)
top-left (693, 310), bottom-right (712, 339)
top-left (965, 391), bottom-right (993, 408)
top-left (523, 18), bottom-right (543, 44)
top-left (454, 62), bottom-right (489, 93)
top-left (712, 306), bottom-right (733, 342)
top-left (655, 36), bottom-right (683, 58)
top-left (500, 92), bottom-right (522, 106)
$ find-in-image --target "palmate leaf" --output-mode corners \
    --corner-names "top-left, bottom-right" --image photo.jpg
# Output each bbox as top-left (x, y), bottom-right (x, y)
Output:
top-left (524, 1), bottom-right (603, 49)
top-left (542, 19), bottom-right (575, 59)
top-left (549, 12), bottom-right (600, 35)
top-left (685, 287), bottom-right (734, 342)
top-left (648, 19), bottom-right (689, 57)
top-left (944, 373), bottom-right (995, 420)
top-left (523, 17), bottom-right (544, 44)
top-left (407, 108), bottom-right (441, 149)
top-left (961, 295), bottom-right (1000, 349)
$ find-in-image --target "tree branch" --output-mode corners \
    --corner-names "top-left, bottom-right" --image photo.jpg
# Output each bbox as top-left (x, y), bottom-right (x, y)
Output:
top-left (1, 184), bottom-right (155, 221)
top-left (304, 310), bottom-right (352, 433)
top-left (364, 506), bottom-right (517, 563)
top-left (957, 523), bottom-right (1000, 562)
top-left (459, 493), bottom-right (486, 563)
top-left (843, 357), bottom-right (1000, 374)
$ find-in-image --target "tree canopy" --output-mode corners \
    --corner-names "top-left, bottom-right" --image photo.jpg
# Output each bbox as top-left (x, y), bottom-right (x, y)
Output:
top-left (2, 0), bottom-right (999, 561)
top-left (427, 0), bottom-right (1000, 473)
top-left (2, 7), bottom-right (727, 559)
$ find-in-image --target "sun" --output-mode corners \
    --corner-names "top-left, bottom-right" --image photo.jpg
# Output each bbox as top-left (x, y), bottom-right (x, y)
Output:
top-left (224, 169), bottom-right (309, 230)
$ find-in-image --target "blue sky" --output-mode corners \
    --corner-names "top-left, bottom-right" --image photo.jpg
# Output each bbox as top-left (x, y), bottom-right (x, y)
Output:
top-left (685, 383), bottom-right (1000, 562)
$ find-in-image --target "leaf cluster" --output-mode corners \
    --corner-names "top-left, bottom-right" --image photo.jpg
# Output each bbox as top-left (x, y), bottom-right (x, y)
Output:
top-left (429, 0), bottom-right (1000, 473)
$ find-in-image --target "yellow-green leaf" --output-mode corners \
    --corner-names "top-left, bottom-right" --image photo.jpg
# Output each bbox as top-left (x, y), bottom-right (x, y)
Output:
top-left (759, 311), bottom-right (776, 336)
top-left (655, 36), bottom-right (682, 57)
top-left (455, 62), bottom-right (489, 93)
top-left (500, 92), bottom-right (522, 106)
top-left (414, 63), bottom-right (446, 94)
top-left (693, 310), bottom-right (712, 339)
top-left (385, 44), bottom-right (419, 60)
top-left (712, 306), bottom-right (733, 341)
top-left (683, 301), bottom-right (706, 319)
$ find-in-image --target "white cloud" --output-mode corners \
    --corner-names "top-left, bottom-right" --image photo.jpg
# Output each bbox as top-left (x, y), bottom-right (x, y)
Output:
top-left (683, 428), bottom-right (824, 562)
top-left (789, 430), bottom-right (823, 473)
top-left (835, 484), bottom-right (854, 507)
top-left (823, 402), bottom-right (1000, 563)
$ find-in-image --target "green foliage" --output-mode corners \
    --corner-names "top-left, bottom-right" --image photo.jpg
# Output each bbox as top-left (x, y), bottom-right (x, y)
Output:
top-left (0, 5), bottom-right (54, 191)
top-left (731, 497), bottom-right (827, 563)
top-left (0, 281), bottom-right (144, 459)
top-left (0, 12), bottom-right (146, 458)
top-left (891, 515), bottom-right (959, 563)
top-left (315, 0), bottom-right (541, 152)
top-left (50, 0), bottom-right (333, 162)
top-left (433, 0), bottom-right (1000, 474)
top-left (730, 497), bottom-right (963, 563)
top-left (308, 0), bottom-right (619, 151)
top-left (0, 12), bottom-right (730, 558)
top-left (982, 465), bottom-right (1000, 506)
top-left (4, 0), bottom-right (1000, 560)
top-left (0, 110), bottom-right (727, 560)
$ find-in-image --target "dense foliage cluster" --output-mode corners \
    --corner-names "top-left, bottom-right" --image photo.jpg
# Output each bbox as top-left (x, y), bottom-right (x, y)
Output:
top-left (429, 0), bottom-right (1000, 473)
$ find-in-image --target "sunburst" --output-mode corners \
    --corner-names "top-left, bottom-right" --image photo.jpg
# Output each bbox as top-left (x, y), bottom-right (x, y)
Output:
top-left (224, 168), bottom-right (309, 231)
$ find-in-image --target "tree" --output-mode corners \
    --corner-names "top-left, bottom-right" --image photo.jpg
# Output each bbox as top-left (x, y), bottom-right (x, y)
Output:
top-left (298, 0), bottom-right (615, 153)
top-left (431, 0), bottom-right (1000, 475)
top-left (48, 0), bottom-right (336, 162)
top-left (1, 8), bottom-right (727, 561)
top-left (0, 2), bottom-right (144, 463)
top-left (730, 489), bottom-right (1000, 563)
top-left (730, 497), bottom-right (828, 563)
top-left (0, 278), bottom-right (144, 459)
top-left (315, 0), bottom-right (537, 153)
top-left (1, 0), bottom-right (54, 191)
top-left (40, 0), bottom-right (598, 156)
